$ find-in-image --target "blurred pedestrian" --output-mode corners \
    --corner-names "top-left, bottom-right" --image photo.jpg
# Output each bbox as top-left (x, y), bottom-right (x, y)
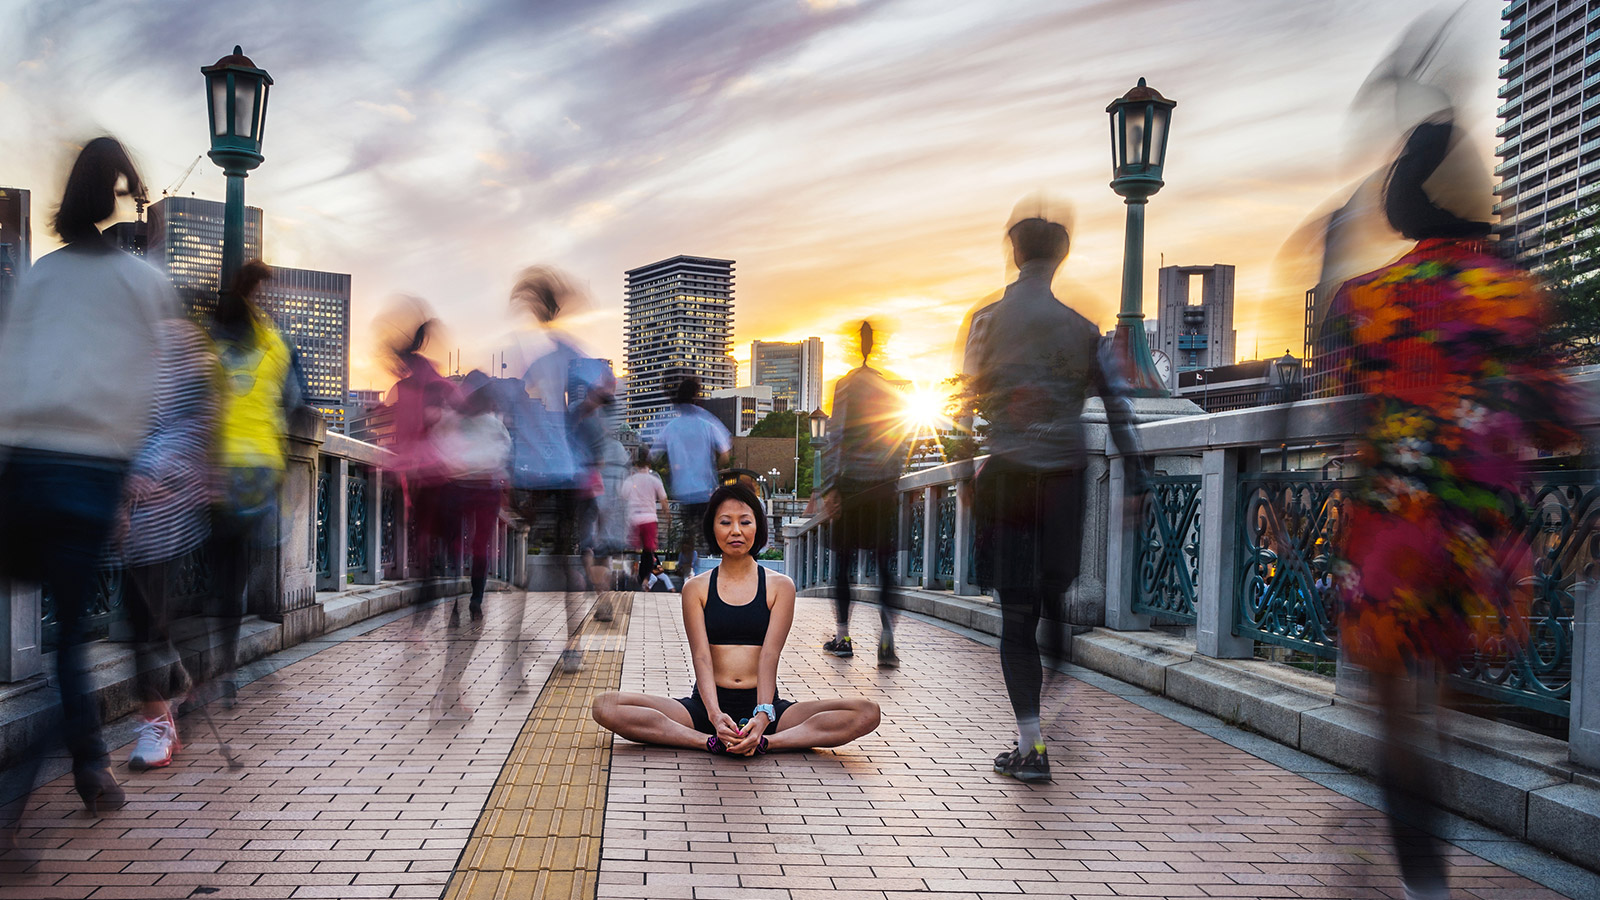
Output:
top-left (116, 319), bottom-right (219, 769)
top-left (435, 370), bottom-right (511, 618)
top-left (819, 320), bottom-right (909, 667)
top-left (963, 195), bottom-right (1143, 783)
top-left (208, 260), bottom-right (308, 707)
top-left (621, 449), bottom-right (670, 586)
top-left (1322, 117), bottom-right (1574, 900)
top-left (504, 266), bottom-right (598, 671)
top-left (651, 376), bottom-right (731, 581)
top-left (0, 136), bottom-right (177, 815)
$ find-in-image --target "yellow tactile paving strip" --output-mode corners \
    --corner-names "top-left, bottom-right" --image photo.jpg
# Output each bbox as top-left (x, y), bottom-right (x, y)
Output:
top-left (443, 592), bottom-right (634, 900)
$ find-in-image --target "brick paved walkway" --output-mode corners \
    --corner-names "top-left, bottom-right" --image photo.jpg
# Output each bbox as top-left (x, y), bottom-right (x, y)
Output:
top-left (0, 592), bottom-right (571, 900)
top-left (602, 594), bottom-right (1576, 900)
top-left (0, 589), bottom-right (1586, 899)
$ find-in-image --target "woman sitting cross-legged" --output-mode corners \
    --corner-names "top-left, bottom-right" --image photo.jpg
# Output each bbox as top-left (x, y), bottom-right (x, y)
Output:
top-left (592, 483), bottom-right (881, 755)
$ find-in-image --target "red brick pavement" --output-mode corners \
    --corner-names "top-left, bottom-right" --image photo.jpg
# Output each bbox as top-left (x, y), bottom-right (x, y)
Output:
top-left (0, 592), bottom-right (572, 900)
top-left (601, 593), bottom-right (1574, 900)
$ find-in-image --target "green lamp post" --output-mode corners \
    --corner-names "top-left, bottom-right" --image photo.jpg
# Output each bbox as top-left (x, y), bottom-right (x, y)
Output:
top-left (202, 45), bottom-right (272, 292)
top-left (1106, 77), bottom-right (1175, 397)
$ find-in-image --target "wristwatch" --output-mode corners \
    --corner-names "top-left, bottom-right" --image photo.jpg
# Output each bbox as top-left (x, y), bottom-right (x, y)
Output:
top-left (752, 703), bottom-right (776, 722)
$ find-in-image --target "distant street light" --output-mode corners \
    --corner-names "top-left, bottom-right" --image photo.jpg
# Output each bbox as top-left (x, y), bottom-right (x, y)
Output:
top-left (202, 45), bottom-right (272, 291)
top-left (1107, 77), bottom-right (1176, 397)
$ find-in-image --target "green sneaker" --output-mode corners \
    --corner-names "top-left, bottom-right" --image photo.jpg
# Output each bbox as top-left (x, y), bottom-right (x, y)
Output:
top-left (994, 744), bottom-right (1052, 783)
top-left (823, 636), bottom-right (854, 658)
top-left (877, 643), bottom-right (900, 668)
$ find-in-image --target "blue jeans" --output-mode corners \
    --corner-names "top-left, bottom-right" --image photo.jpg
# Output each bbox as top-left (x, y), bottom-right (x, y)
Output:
top-left (0, 451), bottom-right (127, 772)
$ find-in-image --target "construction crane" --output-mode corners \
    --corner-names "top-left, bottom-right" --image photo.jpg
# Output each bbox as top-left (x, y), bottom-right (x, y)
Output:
top-left (163, 155), bottom-right (203, 199)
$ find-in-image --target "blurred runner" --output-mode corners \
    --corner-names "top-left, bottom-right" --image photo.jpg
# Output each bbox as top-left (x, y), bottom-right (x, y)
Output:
top-left (963, 194), bottom-right (1143, 784)
top-left (651, 376), bottom-right (731, 585)
top-left (818, 320), bottom-right (909, 667)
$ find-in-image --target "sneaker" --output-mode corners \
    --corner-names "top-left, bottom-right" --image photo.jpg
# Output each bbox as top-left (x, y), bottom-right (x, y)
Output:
top-left (823, 636), bottom-right (854, 658)
top-left (129, 713), bottom-right (180, 770)
top-left (559, 648), bottom-right (585, 673)
top-left (877, 643), bottom-right (900, 669)
top-left (993, 744), bottom-right (1052, 783)
top-left (594, 595), bottom-right (614, 622)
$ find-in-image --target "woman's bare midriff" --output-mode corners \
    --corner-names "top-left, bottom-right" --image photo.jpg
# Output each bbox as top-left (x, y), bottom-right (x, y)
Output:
top-left (710, 644), bottom-right (762, 688)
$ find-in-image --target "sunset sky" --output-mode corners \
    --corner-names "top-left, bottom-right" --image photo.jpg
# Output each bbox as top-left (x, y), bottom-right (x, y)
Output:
top-left (0, 0), bottom-right (1500, 400)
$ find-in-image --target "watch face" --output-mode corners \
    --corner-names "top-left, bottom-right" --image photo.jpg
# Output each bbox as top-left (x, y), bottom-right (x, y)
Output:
top-left (1151, 350), bottom-right (1172, 385)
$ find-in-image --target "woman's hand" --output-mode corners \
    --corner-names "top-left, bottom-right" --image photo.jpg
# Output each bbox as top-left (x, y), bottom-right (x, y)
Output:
top-left (710, 711), bottom-right (742, 747)
top-left (727, 712), bottom-right (769, 756)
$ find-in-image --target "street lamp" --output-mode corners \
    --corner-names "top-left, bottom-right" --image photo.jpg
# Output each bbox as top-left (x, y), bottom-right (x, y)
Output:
top-left (1270, 351), bottom-right (1302, 404)
top-left (202, 45), bottom-right (272, 291)
top-left (808, 410), bottom-right (828, 497)
top-left (1107, 77), bottom-right (1176, 397)
top-left (1200, 367), bottom-right (1212, 412)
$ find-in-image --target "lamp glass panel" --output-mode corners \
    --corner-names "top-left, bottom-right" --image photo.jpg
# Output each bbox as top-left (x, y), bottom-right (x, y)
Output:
top-left (234, 78), bottom-right (257, 138)
top-left (1122, 106), bottom-right (1146, 168)
top-left (255, 83), bottom-right (269, 145)
top-left (1149, 106), bottom-right (1170, 167)
top-left (210, 76), bottom-right (228, 137)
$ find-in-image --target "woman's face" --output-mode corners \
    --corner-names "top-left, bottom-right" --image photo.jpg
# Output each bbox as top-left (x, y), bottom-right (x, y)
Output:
top-left (712, 498), bottom-right (759, 557)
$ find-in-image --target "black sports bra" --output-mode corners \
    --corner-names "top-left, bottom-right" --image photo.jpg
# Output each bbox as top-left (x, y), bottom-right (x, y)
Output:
top-left (703, 568), bottom-right (770, 646)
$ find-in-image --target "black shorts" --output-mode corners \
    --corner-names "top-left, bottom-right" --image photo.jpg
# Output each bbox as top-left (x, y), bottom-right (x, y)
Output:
top-left (677, 683), bottom-right (794, 734)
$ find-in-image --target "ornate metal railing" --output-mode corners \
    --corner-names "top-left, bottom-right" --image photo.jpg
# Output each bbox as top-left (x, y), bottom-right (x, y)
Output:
top-left (347, 467), bottom-right (369, 574)
top-left (907, 493), bottom-right (925, 579)
top-left (315, 467), bottom-right (332, 578)
top-left (1446, 471), bottom-right (1595, 717)
top-left (1235, 472), bottom-right (1347, 658)
top-left (41, 567), bottom-right (124, 649)
top-left (1132, 475), bottom-right (1201, 622)
top-left (820, 522), bottom-right (832, 581)
top-left (934, 486), bottom-right (957, 583)
top-left (380, 482), bottom-right (398, 574)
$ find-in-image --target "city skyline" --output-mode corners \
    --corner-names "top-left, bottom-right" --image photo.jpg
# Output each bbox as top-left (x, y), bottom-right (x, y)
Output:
top-left (0, 1), bottom-right (1500, 397)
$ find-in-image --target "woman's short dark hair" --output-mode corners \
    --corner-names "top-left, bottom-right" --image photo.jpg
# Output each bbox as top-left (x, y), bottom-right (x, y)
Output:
top-left (54, 136), bottom-right (143, 246)
top-left (702, 483), bottom-right (767, 554)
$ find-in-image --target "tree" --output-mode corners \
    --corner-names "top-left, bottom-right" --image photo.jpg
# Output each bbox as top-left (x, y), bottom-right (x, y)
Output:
top-left (746, 409), bottom-right (816, 497)
top-left (1539, 206), bottom-right (1600, 366)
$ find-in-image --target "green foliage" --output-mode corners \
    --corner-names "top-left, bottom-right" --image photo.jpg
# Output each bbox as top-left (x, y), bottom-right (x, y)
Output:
top-left (1539, 207), bottom-right (1600, 366)
top-left (745, 410), bottom-right (816, 498)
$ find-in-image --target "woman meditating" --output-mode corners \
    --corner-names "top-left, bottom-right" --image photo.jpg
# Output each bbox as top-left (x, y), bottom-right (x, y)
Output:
top-left (592, 483), bottom-right (880, 755)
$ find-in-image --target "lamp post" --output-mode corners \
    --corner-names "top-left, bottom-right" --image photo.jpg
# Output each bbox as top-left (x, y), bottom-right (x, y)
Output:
top-left (1107, 77), bottom-right (1176, 397)
top-left (202, 46), bottom-right (272, 292)
top-left (1200, 367), bottom-right (1212, 413)
top-left (809, 410), bottom-right (828, 498)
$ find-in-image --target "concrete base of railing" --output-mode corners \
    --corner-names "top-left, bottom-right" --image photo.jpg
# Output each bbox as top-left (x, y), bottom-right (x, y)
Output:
top-left (0, 578), bottom-right (511, 772)
top-left (810, 585), bottom-right (1600, 872)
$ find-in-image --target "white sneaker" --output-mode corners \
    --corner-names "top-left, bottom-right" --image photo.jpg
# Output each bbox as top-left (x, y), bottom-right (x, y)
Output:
top-left (128, 714), bottom-right (179, 770)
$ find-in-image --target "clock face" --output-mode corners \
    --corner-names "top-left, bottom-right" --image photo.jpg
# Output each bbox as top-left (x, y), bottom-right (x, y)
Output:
top-left (1151, 350), bottom-right (1173, 386)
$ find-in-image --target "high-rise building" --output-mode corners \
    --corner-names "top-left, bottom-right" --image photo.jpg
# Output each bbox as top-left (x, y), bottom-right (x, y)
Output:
top-left (750, 337), bottom-right (823, 413)
top-left (706, 385), bottom-right (774, 437)
top-left (146, 196), bottom-right (263, 322)
top-left (1493, 0), bottom-right (1600, 268)
top-left (256, 267), bottom-right (351, 431)
top-left (623, 255), bottom-right (735, 437)
top-left (0, 188), bottom-right (30, 318)
top-left (1154, 264), bottom-right (1236, 388)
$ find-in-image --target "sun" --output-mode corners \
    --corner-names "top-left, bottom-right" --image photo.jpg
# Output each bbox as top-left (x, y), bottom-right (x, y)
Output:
top-left (901, 384), bottom-right (950, 432)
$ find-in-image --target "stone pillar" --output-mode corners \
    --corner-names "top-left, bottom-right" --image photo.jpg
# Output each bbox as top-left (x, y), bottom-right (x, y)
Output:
top-left (1104, 455), bottom-right (1150, 631)
top-left (953, 480), bottom-right (977, 597)
top-left (921, 486), bottom-right (938, 589)
top-left (511, 524), bottom-right (529, 588)
top-left (1196, 448), bottom-right (1252, 657)
top-left (319, 458), bottom-right (350, 592)
top-left (279, 408), bottom-right (325, 618)
top-left (0, 581), bottom-right (43, 683)
top-left (1571, 580), bottom-right (1600, 769)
